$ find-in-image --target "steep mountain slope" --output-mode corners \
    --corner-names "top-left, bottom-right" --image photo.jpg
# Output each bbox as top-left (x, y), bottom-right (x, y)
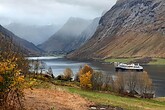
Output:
top-left (5, 23), bottom-right (58, 45)
top-left (68, 0), bottom-right (165, 60)
top-left (67, 17), bottom-right (100, 51)
top-left (0, 25), bottom-right (42, 56)
top-left (38, 17), bottom-right (91, 54)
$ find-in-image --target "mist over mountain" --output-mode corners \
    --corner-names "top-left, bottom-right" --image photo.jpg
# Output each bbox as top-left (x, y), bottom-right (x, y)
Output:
top-left (38, 17), bottom-right (92, 54)
top-left (0, 25), bottom-right (42, 56)
top-left (68, 0), bottom-right (165, 60)
top-left (4, 23), bottom-right (59, 45)
top-left (68, 17), bottom-right (100, 51)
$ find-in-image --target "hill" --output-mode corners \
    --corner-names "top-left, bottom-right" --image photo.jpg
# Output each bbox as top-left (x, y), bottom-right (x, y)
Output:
top-left (5, 23), bottom-right (58, 45)
top-left (0, 25), bottom-right (42, 56)
top-left (67, 0), bottom-right (165, 60)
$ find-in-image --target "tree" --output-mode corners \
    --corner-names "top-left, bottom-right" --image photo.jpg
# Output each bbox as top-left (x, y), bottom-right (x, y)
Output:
top-left (126, 72), bottom-right (138, 94)
top-left (48, 67), bottom-right (54, 78)
top-left (138, 71), bottom-right (154, 96)
top-left (63, 68), bottom-right (73, 81)
top-left (114, 73), bottom-right (126, 93)
top-left (91, 71), bottom-right (104, 90)
top-left (103, 74), bottom-right (114, 91)
top-left (79, 65), bottom-right (93, 89)
top-left (80, 71), bottom-right (92, 89)
top-left (34, 60), bottom-right (40, 74)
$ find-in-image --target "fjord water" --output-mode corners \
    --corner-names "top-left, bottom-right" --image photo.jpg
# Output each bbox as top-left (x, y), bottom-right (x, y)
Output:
top-left (29, 57), bottom-right (165, 97)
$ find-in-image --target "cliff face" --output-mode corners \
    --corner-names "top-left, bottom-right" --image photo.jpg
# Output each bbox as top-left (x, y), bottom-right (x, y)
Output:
top-left (0, 25), bottom-right (42, 56)
top-left (67, 0), bottom-right (165, 60)
top-left (67, 17), bottom-right (100, 52)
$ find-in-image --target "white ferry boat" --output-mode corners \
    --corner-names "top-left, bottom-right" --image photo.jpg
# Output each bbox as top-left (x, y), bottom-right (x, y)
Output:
top-left (114, 62), bottom-right (143, 72)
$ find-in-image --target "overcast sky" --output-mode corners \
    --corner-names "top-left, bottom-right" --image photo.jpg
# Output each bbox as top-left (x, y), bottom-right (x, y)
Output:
top-left (0, 0), bottom-right (117, 26)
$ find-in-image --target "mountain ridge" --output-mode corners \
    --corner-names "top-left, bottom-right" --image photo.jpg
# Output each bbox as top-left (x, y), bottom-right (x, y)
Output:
top-left (5, 23), bottom-right (58, 45)
top-left (0, 25), bottom-right (42, 56)
top-left (38, 17), bottom-right (92, 54)
top-left (67, 0), bottom-right (165, 60)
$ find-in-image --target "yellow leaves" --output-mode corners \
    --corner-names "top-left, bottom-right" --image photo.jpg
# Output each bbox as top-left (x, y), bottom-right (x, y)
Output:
top-left (0, 61), bottom-right (16, 74)
top-left (79, 65), bottom-right (93, 89)
top-left (17, 76), bottom-right (24, 82)
top-left (0, 75), bottom-right (4, 83)
top-left (29, 78), bottom-right (37, 87)
top-left (0, 58), bottom-right (25, 92)
top-left (80, 64), bottom-right (93, 75)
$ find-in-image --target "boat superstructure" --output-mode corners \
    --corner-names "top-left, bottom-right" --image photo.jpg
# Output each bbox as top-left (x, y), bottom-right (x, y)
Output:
top-left (114, 62), bottom-right (143, 72)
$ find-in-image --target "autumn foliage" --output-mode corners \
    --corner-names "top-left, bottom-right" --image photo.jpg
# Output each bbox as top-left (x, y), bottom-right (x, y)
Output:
top-left (79, 65), bottom-right (93, 89)
top-left (0, 35), bottom-right (29, 110)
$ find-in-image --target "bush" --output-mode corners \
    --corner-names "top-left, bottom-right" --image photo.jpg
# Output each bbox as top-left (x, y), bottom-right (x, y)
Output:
top-left (0, 36), bottom-right (28, 109)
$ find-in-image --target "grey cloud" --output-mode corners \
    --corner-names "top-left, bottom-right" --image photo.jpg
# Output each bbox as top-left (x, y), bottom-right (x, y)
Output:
top-left (54, 0), bottom-right (117, 10)
top-left (0, 0), bottom-right (117, 25)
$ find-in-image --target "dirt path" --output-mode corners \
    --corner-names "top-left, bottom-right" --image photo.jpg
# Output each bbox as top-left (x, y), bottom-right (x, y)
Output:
top-left (23, 88), bottom-right (93, 110)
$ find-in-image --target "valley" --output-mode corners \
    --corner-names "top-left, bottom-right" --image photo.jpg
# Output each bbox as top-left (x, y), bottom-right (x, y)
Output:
top-left (0, 0), bottom-right (165, 110)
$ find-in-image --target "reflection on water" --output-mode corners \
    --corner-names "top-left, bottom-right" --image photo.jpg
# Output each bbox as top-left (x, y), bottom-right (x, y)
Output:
top-left (28, 57), bottom-right (165, 97)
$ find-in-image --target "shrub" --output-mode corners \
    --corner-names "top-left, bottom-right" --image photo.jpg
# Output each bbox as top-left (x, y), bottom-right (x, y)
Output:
top-left (56, 75), bottom-right (64, 80)
top-left (0, 36), bottom-right (28, 109)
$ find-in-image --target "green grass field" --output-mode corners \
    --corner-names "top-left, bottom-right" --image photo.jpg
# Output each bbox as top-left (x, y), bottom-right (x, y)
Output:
top-left (67, 87), bottom-right (165, 110)
top-left (30, 76), bottom-right (165, 110)
top-left (149, 58), bottom-right (165, 65)
top-left (104, 58), bottom-right (165, 65)
top-left (104, 58), bottom-right (134, 63)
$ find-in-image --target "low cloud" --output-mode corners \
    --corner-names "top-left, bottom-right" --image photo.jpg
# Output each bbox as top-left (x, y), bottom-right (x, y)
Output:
top-left (0, 0), bottom-right (117, 25)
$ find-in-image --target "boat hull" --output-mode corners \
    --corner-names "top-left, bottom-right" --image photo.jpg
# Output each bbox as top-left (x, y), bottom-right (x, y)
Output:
top-left (115, 67), bottom-right (143, 72)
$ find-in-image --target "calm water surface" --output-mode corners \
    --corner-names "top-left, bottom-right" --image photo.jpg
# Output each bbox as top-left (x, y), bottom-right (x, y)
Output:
top-left (29, 57), bottom-right (165, 97)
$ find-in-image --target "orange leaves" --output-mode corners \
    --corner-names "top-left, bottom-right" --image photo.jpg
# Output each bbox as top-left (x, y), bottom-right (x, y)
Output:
top-left (0, 75), bottom-right (4, 83)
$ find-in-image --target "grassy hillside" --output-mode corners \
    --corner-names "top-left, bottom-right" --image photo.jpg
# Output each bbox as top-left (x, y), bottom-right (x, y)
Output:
top-left (30, 77), bottom-right (165, 110)
top-left (67, 87), bottom-right (165, 110)
top-left (67, 0), bottom-right (165, 60)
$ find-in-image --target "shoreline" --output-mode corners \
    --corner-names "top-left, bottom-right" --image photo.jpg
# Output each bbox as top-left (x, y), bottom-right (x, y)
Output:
top-left (103, 57), bottom-right (165, 66)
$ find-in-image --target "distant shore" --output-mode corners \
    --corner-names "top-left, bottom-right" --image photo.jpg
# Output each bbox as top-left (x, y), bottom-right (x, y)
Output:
top-left (104, 57), bottom-right (165, 65)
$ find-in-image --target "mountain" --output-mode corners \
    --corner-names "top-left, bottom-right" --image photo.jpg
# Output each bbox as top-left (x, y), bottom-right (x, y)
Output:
top-left (0, 25), bottom-right (42, 56)
top-left (67, 17), bottom-right (100, 51)
top-left (67, 0), bottom-right (165, 60)
top-left (38, 17), bottom-right (92, 54)
top-left (5, 23), bottom-right (59, 45)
